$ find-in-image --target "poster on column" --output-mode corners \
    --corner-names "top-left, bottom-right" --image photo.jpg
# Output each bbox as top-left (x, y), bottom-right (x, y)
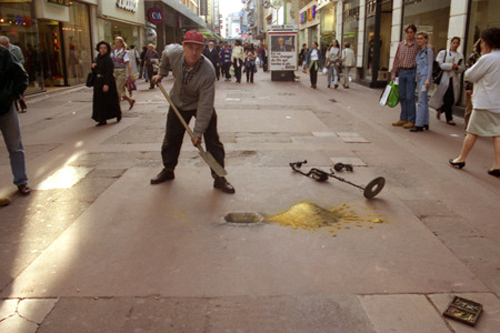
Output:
top-left (269, 32), bottom-right (297, 71)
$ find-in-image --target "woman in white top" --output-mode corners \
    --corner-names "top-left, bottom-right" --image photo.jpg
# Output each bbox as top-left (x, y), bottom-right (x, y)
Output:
top-left (429, 37), bottom-right (465, 125)
top-left (231, 40), bottom-right (245, 83)
top-left (449, 28), bottom-right (500, 177)
top-left (304, 42), bottom-right (323, 89)
top-left (111, 36), bottom-right (135, 110)
top-left (325, 39), bottom-right (341, 88)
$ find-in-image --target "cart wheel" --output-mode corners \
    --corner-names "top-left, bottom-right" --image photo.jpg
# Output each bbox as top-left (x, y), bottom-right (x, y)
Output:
top-left (334, 163), bottom-right (345, 172)
top-left (363, 177), bottom-right (385, 199)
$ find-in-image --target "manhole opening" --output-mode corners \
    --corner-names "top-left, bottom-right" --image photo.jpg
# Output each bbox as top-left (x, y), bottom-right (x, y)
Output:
top-left (224, 212), bottom-right (263, 224)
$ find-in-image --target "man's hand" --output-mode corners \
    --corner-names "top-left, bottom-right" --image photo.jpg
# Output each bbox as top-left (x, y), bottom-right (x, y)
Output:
top-left (152, 74), bottom-right (163, 85)
top-left (191, 136), bottom-right (202, 147)
top-left (103, 84), bottom-right (109, 93)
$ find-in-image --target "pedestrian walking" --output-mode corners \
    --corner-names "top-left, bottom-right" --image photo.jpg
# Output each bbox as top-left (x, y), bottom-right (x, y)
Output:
top-left (111, 36), bottom-right (135, 110)
top-left (245, 44), bottom-right (258, 83)
top-left (231, 40), bottom-right (244, 83)
top-left (463, 39), bottom-right (481, 129)
top-left (91, 41), bottom-right (122, 127)
top-left (429, 37), bottom-right (465, 125)
top-left (325, 40), bottom-right (341, 89)
top-left (144, 43), bottom-right (160, 89)
top-left (391, 24), bottom-right (419, 129)
top-left (305, 42), bottom-right (323, 89)
top-left (150, 30), bottom-right (235, 193)
top-left (220, 43), bottom-right (232, 81)
top-left (0, 46), bottom-right (30, 195)
top-left (0, 36), bottom-right (27, 113)
top-left (261, 45), bottom-right (268, 72)
top-left (139, 45), bottom-right (147, 79)
top-left (449, 28), bottom-right (500, 177)
top-left (341, 42), bottom-right (355, 88)
top-left (410, 32), bottom-right (433, 132)
top-left (203, 40), bottom-right (221, 81)
top-left (128, 44), bottom-right (140, 77)
top-left (298, 43), bottom-right (308, 67)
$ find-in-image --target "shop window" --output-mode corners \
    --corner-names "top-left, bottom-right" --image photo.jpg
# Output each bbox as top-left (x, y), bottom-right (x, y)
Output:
top-left (63, 2), bottom-right (91, 85)
top-left (342, 0), bottom-right (360, 58)
top-left (466, 0), bottom-right (500, 58)
top-left (403, 0), bottom-right (451, 52)
top-left (0, 2), bottom-right (43, 93)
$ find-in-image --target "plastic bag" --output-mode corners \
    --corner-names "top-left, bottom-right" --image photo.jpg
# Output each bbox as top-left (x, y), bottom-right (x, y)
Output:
top-left (387, 81), bottom-right (399, 108)
top-left (127, 75), bottom-right (137, 93)
top-left (322, 67), bottom-right (328, 75)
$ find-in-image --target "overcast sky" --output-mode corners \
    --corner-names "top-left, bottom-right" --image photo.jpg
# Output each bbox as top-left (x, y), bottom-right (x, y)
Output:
top-left (219, 0), bottom-right (243, 17)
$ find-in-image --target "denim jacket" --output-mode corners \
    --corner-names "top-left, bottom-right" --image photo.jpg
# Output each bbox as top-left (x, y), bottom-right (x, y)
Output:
top-left (416, 46), bottom-right (433, 80)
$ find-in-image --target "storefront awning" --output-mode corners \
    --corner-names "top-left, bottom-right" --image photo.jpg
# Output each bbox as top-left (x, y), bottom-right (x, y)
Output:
top-left (159, 0), bottom-right (207, 28)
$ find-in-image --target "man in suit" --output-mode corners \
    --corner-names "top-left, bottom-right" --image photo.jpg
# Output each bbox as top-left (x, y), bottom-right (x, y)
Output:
top-left (274, 36), bottom-right (293, 52)
top-left (203, 40), bottom-right (220, 80)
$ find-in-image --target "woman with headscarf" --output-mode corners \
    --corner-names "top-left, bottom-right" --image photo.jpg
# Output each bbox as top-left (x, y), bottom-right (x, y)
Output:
top-left (111, 36), bottom-right (135, 110)
top-left (91, 41), bottom-right (121, 126)
top-left (449, 28), bottom-right (500, 177)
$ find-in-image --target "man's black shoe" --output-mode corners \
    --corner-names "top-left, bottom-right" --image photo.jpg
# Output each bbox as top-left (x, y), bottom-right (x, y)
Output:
top-left (150, 169), bottom-right (175, 184)
top-left (213, 177), bottom-right (235, 194)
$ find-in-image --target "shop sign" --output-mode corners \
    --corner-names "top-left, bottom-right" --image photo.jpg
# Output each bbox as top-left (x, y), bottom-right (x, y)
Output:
top-left (47, 0), bottom-right (70, 6)
top-left (300, 5), bottom-right (317, 24)
top-left (148, 8), bottom-right (164, 25)
top-left (116, 0), bottom-right (138, 13)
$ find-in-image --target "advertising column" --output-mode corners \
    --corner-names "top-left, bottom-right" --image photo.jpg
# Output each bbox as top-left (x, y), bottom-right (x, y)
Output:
top-left (269, 25), bottom-right (298, 81)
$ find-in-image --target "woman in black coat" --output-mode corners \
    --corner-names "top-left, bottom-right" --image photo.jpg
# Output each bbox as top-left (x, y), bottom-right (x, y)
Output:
top-left (91, 41), bottom-right (121, 126)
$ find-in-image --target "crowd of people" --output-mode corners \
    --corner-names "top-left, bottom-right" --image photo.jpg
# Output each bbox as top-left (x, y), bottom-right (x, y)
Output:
top-left (201, 39), bottom-right (268, 83)
top-left (2, 26), bottom-right (500, 206)
top-left (302, 40), bottom-right (356, 90)
top-left (390, 25), bottom-right (500, 178)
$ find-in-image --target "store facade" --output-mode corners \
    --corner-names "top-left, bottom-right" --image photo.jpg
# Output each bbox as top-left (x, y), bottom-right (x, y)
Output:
top-left (0, 0), bottom-right (97, 90)
top-left (299, 1), bottom-right (321, 51)
top-left (97, 0), bottom-right (145, 53)
top-left (145, 0), bottom-right (208, 52)
top-left (318, 0), bottom-right (337, 48)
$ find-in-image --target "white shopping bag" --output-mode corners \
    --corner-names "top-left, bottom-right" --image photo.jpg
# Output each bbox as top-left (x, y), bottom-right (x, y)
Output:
top-left (322, 67), bottom-right (328, 75)
top-left (379, 84), bottom-right (392, 106)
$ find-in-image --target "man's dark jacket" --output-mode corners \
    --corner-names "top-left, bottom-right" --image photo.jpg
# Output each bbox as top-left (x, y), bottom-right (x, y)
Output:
top-left (203, 47), bottom-right (219, 68)
top-left (0, 47), bottom-right (28, 115)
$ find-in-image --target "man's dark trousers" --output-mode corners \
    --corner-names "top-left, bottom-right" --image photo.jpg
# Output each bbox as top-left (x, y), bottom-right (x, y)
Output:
top-left (161, 107), bottom-right (225, 179)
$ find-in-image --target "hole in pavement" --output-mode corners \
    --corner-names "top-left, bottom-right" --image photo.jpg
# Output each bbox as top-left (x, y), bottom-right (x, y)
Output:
top-left (224, 212), bottom-right (264, 224)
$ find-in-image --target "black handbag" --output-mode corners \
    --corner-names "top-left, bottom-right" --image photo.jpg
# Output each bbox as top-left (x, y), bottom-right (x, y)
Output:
top-left (85, 72), bottom-right (95, 87)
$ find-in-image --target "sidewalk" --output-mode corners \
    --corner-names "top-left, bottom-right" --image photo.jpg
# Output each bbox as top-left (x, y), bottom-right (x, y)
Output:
top-left (1, 71), bottom-right (499, 332)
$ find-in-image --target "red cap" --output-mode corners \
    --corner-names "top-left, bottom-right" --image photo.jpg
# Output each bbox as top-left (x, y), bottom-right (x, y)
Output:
top-left (183, 30), bottom-right (204, 45)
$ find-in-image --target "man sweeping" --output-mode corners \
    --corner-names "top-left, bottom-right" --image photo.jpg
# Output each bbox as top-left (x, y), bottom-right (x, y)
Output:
top-left (150, 30), bottom-right (235, 194)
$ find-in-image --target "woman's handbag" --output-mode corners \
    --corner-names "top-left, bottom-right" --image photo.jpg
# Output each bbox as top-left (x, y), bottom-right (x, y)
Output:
top-left (85, 72), bottom-right (95, 87)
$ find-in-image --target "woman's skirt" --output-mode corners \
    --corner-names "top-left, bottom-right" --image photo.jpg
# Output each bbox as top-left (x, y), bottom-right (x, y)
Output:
top-left (467, 109), bottom-right (500, 137)
top-left (114, 68), bottom-right (127, 99)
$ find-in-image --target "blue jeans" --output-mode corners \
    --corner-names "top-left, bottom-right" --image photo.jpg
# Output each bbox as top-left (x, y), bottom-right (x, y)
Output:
top-left (0, 104), bottom-right (28, 186)
top-left (327, 64), bottom-right (338, 86)
top-left (398, 69), bottom-right (416, 123)
top-left (416, 75), bottom-right (429, 127)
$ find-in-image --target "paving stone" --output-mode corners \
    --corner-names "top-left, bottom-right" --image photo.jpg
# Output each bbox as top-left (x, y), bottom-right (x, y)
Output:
top-left (18, 298), bottom-right (58, 324)
top-left (0, 299), bottom-right (18, 320)
top-left (0, 314), bottom-right (38, 333)
top-left (359, 294), bottom-right (451, 333)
